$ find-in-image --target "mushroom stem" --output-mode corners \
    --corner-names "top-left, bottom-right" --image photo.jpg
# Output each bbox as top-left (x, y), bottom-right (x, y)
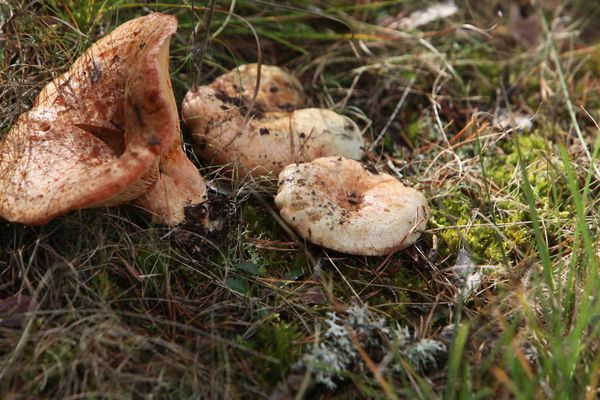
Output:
top-left (135, 140), bottom-right (208, 225)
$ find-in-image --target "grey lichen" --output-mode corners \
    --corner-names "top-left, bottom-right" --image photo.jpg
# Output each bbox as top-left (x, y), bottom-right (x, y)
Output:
top-left (390, 324), bottom-right (446, 372)
top-left (300, 304), bottom-right (446, 389)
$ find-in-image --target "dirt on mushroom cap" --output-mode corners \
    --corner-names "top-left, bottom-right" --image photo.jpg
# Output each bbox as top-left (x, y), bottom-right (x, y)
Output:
top-left (211, 64), bottom-right (306, 113)
top-left (275, 157), bottom-right (430, 256)
top-left (182, 64), bottom-right (365, 177)
top-left (0, 13), bottom-right (206, 226)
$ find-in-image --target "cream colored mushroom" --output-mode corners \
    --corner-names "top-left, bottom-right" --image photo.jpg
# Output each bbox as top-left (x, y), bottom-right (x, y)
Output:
top-left (0, 13), bottom-right (206, 226)
top-left (210, 64), bottom-right (306, 112)
top-left (182, 64), bottom-right (364, 177)
top-left (275, 157), bottom-right (429, 256)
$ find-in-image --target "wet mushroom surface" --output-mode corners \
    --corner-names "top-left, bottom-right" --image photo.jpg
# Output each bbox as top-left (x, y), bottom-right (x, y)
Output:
top-left (275, 156), bottom-right (430, 256)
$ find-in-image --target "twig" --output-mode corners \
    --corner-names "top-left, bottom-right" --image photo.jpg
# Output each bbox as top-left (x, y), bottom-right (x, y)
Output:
top-left (192, 0), bottom-right (217, 91)
top-left (369, 75), bottom-right (416, 152)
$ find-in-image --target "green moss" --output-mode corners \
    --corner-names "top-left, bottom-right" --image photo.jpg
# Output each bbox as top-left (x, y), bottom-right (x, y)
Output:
top-left (240, 203), bottom-right (310, 276)
top-left (434, 221), bottom-right (506, 263)
top-left (432, 133), bottom-right (575, 264)
top-left (487, 134), bottom-right (547, 188)
top-left (432, 191), bottom-right (479, 260)
top-left (487, 132), bottom-right (573, 214)
top-left (241, 203), bottom-right (280, 239)
top-left (241, 317), bottom-right (304, 387)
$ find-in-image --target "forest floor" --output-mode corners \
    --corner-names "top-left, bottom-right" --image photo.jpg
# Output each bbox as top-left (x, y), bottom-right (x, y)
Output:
top-left (1, 1), bottom-right (600, 398)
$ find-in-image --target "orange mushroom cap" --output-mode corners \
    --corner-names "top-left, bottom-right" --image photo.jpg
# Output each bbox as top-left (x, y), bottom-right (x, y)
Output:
top-left (0, 13), bottom-right (206, 226)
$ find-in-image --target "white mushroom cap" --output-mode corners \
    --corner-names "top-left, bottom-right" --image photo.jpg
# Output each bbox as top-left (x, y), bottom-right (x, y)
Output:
top-left (182, 64), bottom-right (365, 177)
top-left (275, 157), bottom-right (429, 256)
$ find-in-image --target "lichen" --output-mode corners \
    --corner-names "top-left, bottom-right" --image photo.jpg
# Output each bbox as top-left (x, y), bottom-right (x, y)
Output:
top-left (300, 304), bottom-right (445, 389)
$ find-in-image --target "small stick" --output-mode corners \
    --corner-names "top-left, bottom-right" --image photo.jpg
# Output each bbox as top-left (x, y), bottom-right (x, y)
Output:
top-left (192, 0), bottom-right (217, 91)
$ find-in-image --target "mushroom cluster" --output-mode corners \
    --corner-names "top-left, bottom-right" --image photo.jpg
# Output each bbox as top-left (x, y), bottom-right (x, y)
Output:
top-left (1, 13), bottom-right (430, 256)
top-left (0, 13), bottom-right (207, 226)
top-left (182, 64), bottom-right (365, 177)
top-left (275, 157), bottom-right (429, 256)
top-left (180, 64), bottom-right (429, 255)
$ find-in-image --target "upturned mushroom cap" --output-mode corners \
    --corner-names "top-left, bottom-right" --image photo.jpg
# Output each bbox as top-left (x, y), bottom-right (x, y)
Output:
top-left (275, 157), bottom-right (429, 256)
top-left (182, 64), bottom-right (364, 177)
top-left (0, 13), bottom-right (206, 226)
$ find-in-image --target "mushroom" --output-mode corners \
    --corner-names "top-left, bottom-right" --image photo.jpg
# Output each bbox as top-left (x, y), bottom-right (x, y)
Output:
top-left (182, 64), bottom-right (365, 177)
top-left (274, 157), bottom-right (429, 256)
top-left (0, 13), bottom-right (207, 226)
top-left (210, 64), bottom-right (307, 112)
